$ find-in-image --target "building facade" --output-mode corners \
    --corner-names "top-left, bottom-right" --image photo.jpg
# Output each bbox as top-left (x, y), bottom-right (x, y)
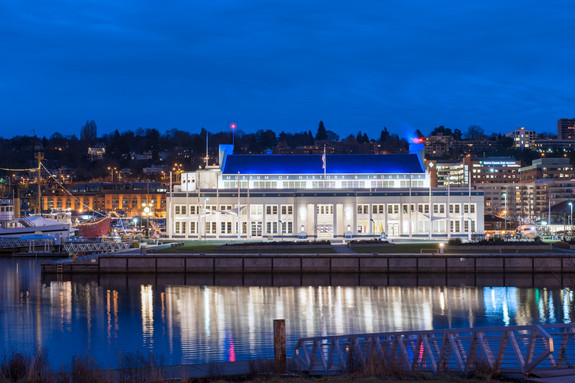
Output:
top-left (558, 118), bottom-right (575, 140)
top-left (506, 127), bottom-right (536, 150)
top-left (167, 146), bottom-right (484, 240)
top-left (432, 157), bottom-right (520, 186)
top-left (518, 158), bottom-right (575, 183)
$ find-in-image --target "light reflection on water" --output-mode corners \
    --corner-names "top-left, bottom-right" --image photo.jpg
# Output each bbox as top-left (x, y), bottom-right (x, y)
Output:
top-left (1, 258), bottom-right (574, 368)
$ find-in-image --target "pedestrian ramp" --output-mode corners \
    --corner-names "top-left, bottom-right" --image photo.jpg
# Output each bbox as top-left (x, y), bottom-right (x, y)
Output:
top-left (295, 324), bottom-right (575, 379)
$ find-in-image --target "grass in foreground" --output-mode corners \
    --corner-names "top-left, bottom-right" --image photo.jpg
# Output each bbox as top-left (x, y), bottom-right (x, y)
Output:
top-left (0, 350), bottom-right (510, 383)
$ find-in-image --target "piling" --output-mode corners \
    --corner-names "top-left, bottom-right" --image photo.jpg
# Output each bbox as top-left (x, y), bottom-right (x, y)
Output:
top-left (274, 319), bottom-right (286, 373)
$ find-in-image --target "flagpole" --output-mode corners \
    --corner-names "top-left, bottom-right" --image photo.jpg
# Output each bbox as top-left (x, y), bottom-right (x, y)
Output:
top-left (322, 146), bottom-right (327, 189)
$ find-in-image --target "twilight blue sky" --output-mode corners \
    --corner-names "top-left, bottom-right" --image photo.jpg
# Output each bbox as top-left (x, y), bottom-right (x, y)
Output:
top-left (1, 0), bottom-right (574, 139)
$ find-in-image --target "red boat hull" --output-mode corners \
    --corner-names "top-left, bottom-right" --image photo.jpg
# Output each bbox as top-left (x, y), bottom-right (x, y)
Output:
top-left (76, 217), bottom-right (112, 238)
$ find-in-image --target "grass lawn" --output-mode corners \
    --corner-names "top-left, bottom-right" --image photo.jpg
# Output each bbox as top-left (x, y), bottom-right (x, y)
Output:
top-left (156, 241), bottom-right (566, 255)
top-left (351, 243), bottom-right (565, 254)
top-left (156, 244), bottom-right (336, 254)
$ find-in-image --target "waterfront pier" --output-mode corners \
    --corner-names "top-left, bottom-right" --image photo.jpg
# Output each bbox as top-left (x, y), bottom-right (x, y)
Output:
top-left (294, 323), bottom-right (575, 380)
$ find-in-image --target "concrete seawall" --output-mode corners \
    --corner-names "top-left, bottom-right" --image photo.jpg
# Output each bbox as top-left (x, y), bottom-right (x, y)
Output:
top-left (41, 253), bottom-right (575, 275)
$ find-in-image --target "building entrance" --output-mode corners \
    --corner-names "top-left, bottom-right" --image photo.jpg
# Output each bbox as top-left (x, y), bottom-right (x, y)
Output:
top-left (317, 225), bottom-right (333, 237)
top-left (388, 223), bottom-right (399, 236)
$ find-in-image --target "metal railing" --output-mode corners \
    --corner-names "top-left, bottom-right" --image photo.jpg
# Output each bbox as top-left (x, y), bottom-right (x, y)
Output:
top-left (0, 238), bottom-right (53, 249)
top-left (63, 241), bottom-right (131, 253)
top-left (295, 324), bottom-right (575, 376)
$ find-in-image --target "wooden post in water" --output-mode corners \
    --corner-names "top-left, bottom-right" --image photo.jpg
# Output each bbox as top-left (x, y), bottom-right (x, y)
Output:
top-left (274, 319), bottom-right (286, 373)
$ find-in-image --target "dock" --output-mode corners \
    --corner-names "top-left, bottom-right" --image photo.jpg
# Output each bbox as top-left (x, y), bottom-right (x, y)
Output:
top-left (294, 323), bottom-right (575, 380)
top-left (41, 252), bottom-right (575, 275)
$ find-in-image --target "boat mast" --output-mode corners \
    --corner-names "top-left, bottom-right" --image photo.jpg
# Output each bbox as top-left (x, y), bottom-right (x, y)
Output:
top-left (34, 152), bottom-right (44, 214)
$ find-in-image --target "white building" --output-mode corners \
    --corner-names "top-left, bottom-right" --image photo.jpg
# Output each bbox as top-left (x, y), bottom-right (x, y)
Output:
top-left (506, 127), bottom-right (536, 150)
top-left (167, 145), bottom-right (484, 240)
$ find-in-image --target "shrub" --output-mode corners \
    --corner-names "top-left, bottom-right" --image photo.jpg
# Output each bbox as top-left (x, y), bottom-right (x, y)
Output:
top-left (448, 238), bottom-right (462, 246)
top-left (553, 241), bottom-right (570, 249)
top-left (0, 350), bottom-right (51, 383)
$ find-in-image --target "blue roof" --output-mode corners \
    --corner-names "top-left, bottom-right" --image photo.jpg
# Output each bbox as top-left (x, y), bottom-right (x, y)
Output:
top-left (222, 154), bottom-right (424, 174)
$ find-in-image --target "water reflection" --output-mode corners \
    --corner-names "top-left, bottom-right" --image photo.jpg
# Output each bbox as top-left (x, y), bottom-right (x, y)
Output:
top-left (1, 258), bottom-right (575, 368)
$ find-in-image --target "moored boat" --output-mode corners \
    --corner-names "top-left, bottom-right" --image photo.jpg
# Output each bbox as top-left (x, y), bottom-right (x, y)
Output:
top-left (75, 216), bottom-right (112, 238)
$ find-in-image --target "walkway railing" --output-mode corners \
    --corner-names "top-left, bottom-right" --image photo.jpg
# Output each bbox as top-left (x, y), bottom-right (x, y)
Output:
top-left (0, 238), bottom-right (53, 249)
top-left (63, 241), bottom-right (131, 253)
top-left (295, 324), bottom-right (575, 377)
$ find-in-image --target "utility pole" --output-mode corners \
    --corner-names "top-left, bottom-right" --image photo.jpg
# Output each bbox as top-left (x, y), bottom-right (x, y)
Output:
top-left (34, 152), bottom-right (44, 214)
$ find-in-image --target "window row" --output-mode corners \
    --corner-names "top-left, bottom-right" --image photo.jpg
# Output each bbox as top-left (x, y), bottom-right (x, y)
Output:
top-left (174, 220), bottom-right (294, 235)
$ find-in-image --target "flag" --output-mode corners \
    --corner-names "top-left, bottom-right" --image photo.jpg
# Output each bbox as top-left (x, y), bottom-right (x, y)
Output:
top-left (322, 149), bottom-right (326, 170)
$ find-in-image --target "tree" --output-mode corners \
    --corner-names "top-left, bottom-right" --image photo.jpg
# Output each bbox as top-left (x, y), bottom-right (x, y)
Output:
top-left (80, 120), bottom-right (98, 144)
top-left (430, 125), bottom-right (452, 136)
top-left (326, 130), bottom-right (339, 141)
top-left (315, 121), bottom-right (328, 141)
top-left (465, 125), bottom-right (484, 139)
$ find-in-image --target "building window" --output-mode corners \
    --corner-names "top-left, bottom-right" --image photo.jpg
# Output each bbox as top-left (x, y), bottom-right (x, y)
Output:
top-left (450, 220), bottom-right (461, 233)
top-left (463, 204), bottom-right (476, 214)
top-left (266, 205), bottom-right (278, 215)
top-left (418, 204), bottom-right (429, 214)
top-left (372, 204), bottom-right (384, 214)
top-left (450, 204), bottom-right (461, 214)
top-left (190, 222), bottom-right (196, 234)
top-left (221, 222), bottom-right (232, 234)
top-left (236, 221), bottom-right (248, 234)
top-left (357, 204), bottom-right (369, 215)
top-left (175, 222), bottom-right (180, 234)
top-left (433, 204), bottom-right (445, 214)
top-left (281, 205), bottom-right (293, 215)
top-left (318, 204), bottom-right (333, 215)
top-left (266, 221), bottom-right (278, 234)
top-left (205, 222), bottom-right (217, 234)
top-left (387, 204), bottom-right (399, 214)
top-left (250, 205), bottom-right (263, 216)
top-left (251, 222), bottom-right (262, 236)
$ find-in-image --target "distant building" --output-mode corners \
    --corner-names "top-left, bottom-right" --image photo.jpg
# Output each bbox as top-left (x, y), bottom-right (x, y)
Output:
top-left (518, 158), bottom-right (575, 183)
top-left (506, 127), bottom-right (536, 149)
top-left (130, 151), bottom-right (153, 161)
top-left (143, 165), bottom-right (170, 175)
top-left (42, 182), bottom-right (167, 217)
top-left (533, 139), bottom-right (575, 152)
top-left (424, 134), bottom-right (453, 157)
top-left (87, 145), bottom-right (106, 161)
top-left (432, 157), bottom-right (521, 186)
top-left (558, 118), bottom-right (575, 140)
top-left (451, 137), bottom-right (497, 155)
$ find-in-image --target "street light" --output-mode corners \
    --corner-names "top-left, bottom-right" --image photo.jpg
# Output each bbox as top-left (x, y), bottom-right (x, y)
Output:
top-left (569, 202), bottom-right (573, 231)
top-left (142, 201), bottom-right (154, 239)
top-left (107, 166), bottom-right (117, 183)
top-left (502, 192), bottom-right (508, 233)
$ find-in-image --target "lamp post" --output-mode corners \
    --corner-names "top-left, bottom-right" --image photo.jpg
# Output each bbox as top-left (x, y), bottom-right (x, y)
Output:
top-left (569, 202), bottom-right (573, 231)
top-left (142, 201), bottom-right (153, 239)
top-left (502, 192), bottom-right (507, 232)
top-left (107, 166), bottom-right (117, 183)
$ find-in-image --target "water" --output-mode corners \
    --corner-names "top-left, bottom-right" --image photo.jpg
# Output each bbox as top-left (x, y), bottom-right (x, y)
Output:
top-left (1, 257), bottom-right (574, 368)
